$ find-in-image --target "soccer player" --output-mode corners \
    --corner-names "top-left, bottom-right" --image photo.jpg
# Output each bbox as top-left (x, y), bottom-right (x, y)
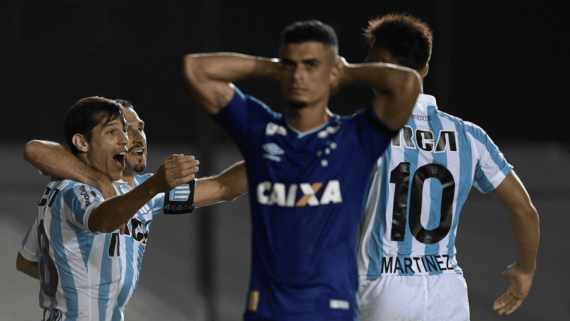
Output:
top-left (356, 14), bottom-right (540, 320)
top-left (15, 97), bottom-right (198, 320)
top-left (17, 99), bottom-right (247, 320)
top-left (183, 20), bottom-right (421, 320)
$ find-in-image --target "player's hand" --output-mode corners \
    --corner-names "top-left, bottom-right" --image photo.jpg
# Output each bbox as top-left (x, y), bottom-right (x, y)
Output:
top-left (151, 154), bottom-right (199, 193)
top-left (330, 56), bottom-right (348, 94)
top-left (493, 263), bottom-right (535, 315)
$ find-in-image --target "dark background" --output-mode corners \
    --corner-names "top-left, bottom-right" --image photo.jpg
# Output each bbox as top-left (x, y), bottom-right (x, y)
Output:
top-left (1, 1), bottom-right (569, 320)
top-left (1, 0), bottom-right (568, 147)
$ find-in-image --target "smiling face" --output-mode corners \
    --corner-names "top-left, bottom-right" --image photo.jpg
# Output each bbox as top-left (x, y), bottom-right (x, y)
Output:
top-left (83, 112), bottom-right (129, 181)
top-left (278, 41), bottom-right (337, 109)
top-left (122, 106), bottom-right (147, 174)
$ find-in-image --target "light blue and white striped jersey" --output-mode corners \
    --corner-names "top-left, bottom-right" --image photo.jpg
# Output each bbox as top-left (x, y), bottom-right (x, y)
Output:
top-left (357, 94), bottom-right (512, 279)
top-left (112, 174), bottom-right (165, 319)
top-left (20, 178), bottom-right (122, 320)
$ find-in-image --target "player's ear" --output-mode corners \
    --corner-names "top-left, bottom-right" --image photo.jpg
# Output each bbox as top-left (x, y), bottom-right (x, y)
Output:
top-left (72, 133), bottom-right (89, 153)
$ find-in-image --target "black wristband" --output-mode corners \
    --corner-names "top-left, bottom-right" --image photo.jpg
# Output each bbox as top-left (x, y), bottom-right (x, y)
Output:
top-left (164, 179), bottom-right (196, 214)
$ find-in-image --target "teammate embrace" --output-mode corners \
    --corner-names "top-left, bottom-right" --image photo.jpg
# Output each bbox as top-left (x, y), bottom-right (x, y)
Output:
top-left (17, 13), bottom-right (538, 321)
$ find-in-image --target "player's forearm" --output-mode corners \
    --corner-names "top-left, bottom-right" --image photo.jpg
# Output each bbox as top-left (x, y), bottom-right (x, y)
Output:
top-left (511, 207), bottom-right (540, 273)
top-left (23, 140), bottom-right (115, 198)
top-left (89, 178), bottom-right (160, 233)
top-left (183, 53), bottom-right (278, 84)
top-left (16, 253), bottom-right (39, 279)
top-left (194, 161), bottom-right (248, 207)
top-left (344, 63), bottom-right (422, 129)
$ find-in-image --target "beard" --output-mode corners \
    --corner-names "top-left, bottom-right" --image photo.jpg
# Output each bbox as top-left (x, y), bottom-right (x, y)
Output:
top-left (287, 100), bottom-right (307, 109)
top-left (133, 164), bottom-right (146, 173)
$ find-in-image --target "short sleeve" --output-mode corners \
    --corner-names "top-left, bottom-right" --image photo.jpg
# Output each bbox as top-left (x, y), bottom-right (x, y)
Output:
top-left (20, 218), bottom-right (39, 262)
top-left (466, 123), bottom-right (513, 193)
top-left (60, 183), bottom-right (104, 234)
top-left (213, 86), bottom-right (281, 148)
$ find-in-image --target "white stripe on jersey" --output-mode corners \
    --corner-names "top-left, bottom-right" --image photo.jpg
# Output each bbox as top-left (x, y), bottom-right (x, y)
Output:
top-left (358, 94), bottom-right (512, 279)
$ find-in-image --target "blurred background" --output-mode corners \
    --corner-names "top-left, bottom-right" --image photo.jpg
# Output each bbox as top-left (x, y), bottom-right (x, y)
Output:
top-left (1, 0), bottom-right (568, 320)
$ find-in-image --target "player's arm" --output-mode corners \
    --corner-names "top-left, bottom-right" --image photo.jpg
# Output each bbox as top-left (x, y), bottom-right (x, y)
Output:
top-left (23, 140), bottom-right (118, 199)
top-left (490, 171), bottom-right (540, 315)
top-left (16, 252), bottom-right (39, 279)
top-left (182, 53), bottom-right (279, 115)
top-left (194, 161), bottom-right (248, 207)
top-left (336, 58), bottom-right (422, 129)
top-left (89, 155), bottom-right (199, 233)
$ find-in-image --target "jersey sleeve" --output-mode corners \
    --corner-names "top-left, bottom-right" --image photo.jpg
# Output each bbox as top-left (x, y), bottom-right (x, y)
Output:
top-left (465, 122), bottom-right (513, 193)
top-left (347, 106), bottom-right (400, 163)
top-left (20, 218), bottom-right (39, 262)
top-left (60, 183), bottom-right (105, 234)
top-left (213, 86), bottom-right (281, 149)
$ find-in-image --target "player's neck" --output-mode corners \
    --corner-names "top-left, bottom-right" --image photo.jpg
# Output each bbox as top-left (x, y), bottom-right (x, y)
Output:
top-left (122, 170), bottom-right (135, 187)
top-left (286, 105), bottom-right (332, 133)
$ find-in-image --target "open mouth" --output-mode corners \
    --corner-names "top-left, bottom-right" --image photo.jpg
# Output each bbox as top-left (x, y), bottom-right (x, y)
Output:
top-left (113, 152), bottom-right (126, 165)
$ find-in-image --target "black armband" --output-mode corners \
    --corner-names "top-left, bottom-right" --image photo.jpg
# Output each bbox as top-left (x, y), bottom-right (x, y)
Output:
top-left (164, 180), bottom-right (196, 214)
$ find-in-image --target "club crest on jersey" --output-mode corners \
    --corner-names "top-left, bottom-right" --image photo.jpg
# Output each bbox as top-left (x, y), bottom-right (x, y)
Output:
top-left (265, 122), bottom-right (287, 136)
top-left (257, 180), bottom-right (342, 207)
top-left (392, 126), bottom-right (458, 153)
top-left (317, 124), bottom-right (341, 139)
top-left (262, 143), bottom-right (284, 162)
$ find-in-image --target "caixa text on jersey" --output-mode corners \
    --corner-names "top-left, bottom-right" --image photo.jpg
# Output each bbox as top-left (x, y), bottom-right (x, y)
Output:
top-left (257, 180), bottom-right (342, 207)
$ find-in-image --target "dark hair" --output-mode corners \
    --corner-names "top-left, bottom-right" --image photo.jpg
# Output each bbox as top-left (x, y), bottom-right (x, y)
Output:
top-left (64, 97), bottom-right (125, 155)
top-left (114, 99), bottom-right (133, 109)
top-left (364, 13), bottom-right (433, 70)
top-left (281, 20), bottom-right (338, 52)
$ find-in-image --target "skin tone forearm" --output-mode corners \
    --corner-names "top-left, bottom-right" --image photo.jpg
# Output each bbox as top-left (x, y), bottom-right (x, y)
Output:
top-left (16, 252), bottom-right (39, 279)
top-left (182, 53), bottom-right (279, 114)
top-left (490, 171), bottom-right (539, 315)
top-left (23, 140), bottom-right (118, 199)
top-left (194, 161), bottom-right (248, 207)
top-left (338, 59), bottom-right (422, 129)
top-left (89, 155), bottom-right (198, 233)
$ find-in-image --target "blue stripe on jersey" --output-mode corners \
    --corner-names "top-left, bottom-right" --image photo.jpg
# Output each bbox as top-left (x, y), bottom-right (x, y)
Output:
top-left (399, 121), bottom-right (418, 266)
top-left (51, 193), bottom-right (79, 319)
top-left (116, 237), bottom-right (134, 310)
top-left (99, 236), bottom-right (113, 320)
top-left (447, 115), bottom-right (471, 272)
top-left (465, 124), bottom-right (511, 180)
top-left (425, 105), bottom-right (445, 270)
top-left (76, 231), bottom-right (94, 269)
top-left (367, 149), bottom-right (391, 279)
top-left (62, 188), bottom-right (84, 232)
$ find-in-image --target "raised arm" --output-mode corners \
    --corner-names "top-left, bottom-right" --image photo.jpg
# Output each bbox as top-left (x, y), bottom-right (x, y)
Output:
top-left (337, 58), bottom-right (422, 129)
top-left (23, 140), bottom-right (117, 199)
top-left (194, 160), bottom-right (248, 207)
top-left (89, 155), bottom-right (199, 233)
top-left (490, 171), bottom-right (540, 315)
top-left (182, 53), bottom-right (279, 115)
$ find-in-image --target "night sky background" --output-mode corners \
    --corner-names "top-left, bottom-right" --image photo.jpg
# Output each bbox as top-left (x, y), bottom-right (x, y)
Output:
top-left (1, 1), bottom-right (569, 320)
top-left (1, 0), bottom-right (568, 147)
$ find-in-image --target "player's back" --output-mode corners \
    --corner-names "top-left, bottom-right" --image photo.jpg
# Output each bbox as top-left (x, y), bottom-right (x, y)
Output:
top-left (358, 94), bottom-right (512, 279)
top-left (34, 178), bottom-right (122, 320)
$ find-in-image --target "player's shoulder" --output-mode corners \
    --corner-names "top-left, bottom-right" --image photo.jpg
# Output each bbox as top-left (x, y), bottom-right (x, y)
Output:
top-left (436, 110), bottom-right (488, 137)
top-left (59, 180), bottom-right (102, 201)
top-left (234, 86), bottom-right (283, 120)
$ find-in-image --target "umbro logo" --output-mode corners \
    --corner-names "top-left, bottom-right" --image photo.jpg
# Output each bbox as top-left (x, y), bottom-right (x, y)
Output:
top-left (263, 143), bottom-right (284, 162)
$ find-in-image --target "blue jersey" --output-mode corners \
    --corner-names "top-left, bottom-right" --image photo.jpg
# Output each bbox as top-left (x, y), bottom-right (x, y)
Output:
top-left (357, 94), bottom-right (512, 279)
top-left (20, 178), bottom-right (121, 320)
top-left (213, 87), bottom-right (396, 320)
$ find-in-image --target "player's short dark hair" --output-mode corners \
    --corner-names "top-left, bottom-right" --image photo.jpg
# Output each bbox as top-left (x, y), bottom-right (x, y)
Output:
top-left (114, 99), bottom-right (133, 109)
top-left (364, 13), bottom-right (433, 70)
top-left (281, 20), bottom-right (338, 53)
top-left (64, 97), bottom-right (125, 155)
